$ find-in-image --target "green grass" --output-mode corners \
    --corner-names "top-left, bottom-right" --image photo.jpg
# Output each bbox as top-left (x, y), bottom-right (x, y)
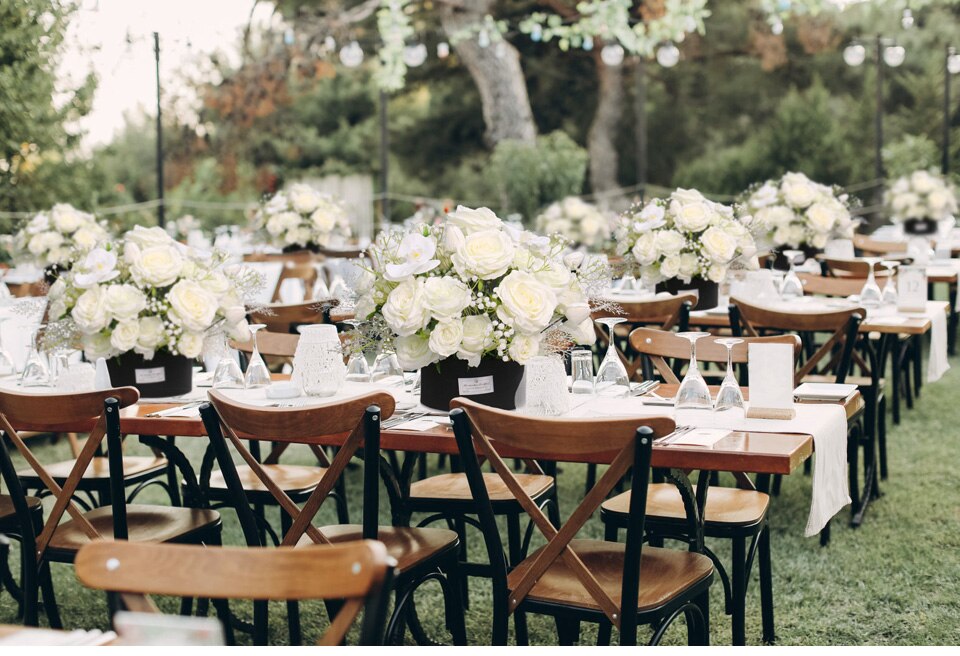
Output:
top-left (4, 351), bottom-right (960, 645)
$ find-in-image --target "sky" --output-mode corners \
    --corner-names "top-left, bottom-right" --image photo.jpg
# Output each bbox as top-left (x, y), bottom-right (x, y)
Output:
top-left (60, 0), bottom-right (276, 149)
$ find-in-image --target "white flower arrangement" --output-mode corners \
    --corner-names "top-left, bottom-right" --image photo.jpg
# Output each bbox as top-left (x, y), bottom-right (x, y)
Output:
top-left (534, 197), bottom-right (613, 249)
top-left (614, 188), bottom-right (757, 284)
top-left (11, 204), bottom-right (110, 269)
top-left (355, 206), bottom-right (605, 370)
top-left (743, 172), bottom-right (856, 250)
top-left (253, 183), bottom-right (351, 250)
top-left (48, 226), bottom-right (256, 361)
top-left (165, 214), bottom-right (202, 241)
top-left (884, 169), bottom-right (958, 223)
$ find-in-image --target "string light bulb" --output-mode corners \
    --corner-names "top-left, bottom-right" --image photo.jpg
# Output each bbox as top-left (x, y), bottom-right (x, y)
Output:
top-left (883, 45), bottom-right (906, 67)
top-left (656, 42), bottom-right (680, 68)
top-left (600, 43), bottom-right (624, 66)
top-left (437, 41), bottom-right (450, 59)
top-left (403, 43), bottom-right (427, 67)
top-left (843, 43), bottom-right (866, 67)
top-left (339, 41), bottom-right (364, 67)
top-left (771, 19), bottom-right (784, 36)
top-left (948, 49), bottom-right (960, 75)
top-left (901, 8), bottom-right (914, 30)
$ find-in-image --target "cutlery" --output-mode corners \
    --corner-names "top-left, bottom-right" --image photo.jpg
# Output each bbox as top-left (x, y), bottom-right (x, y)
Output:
top-left (631, 381), bottom-right (660, 397)
top-left (655, 425), bottom-right (695, 445)
top-left (146, 401), bottom-right (205, 417)
top-left (382, 411), bottom-right (427, 428)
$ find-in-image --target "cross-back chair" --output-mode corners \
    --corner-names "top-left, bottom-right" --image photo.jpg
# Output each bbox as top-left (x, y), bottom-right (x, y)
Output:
top-left (852, 233), bottom-right (906, 256)
top-left (274, 262), bottom-right (320, 303)
top-left (0, 389), bottom-right (222, 627)
top-left (450, 398), bottom-right (713, 646)
top-left (821, 257), bottom-right (893, 279)
top-left (249, 299), bottom-right (337, 335)
top-left (75, 540), bottom-right (396, 646)
top-left (199, 391), bottom-right (466, 646)
top-left (0, 490), bottom-right (43, 620)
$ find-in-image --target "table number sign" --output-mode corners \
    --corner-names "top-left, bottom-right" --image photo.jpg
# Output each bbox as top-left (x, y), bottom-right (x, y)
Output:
top-left (747, 343), bottom-right (796, 420)
top-left (897, 265), bottom-right (927, 313)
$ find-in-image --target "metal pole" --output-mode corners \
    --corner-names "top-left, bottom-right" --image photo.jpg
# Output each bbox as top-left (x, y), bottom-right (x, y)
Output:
top-left (875, 34), bottom-right (884, 182)
top-left (634, 58), bottom-right (647, 203)
top-left (945, 46), bottom-right (954, 175)
top-left (378, 90), bottom-right (389, 233)
top-left (153, 32), bottom-right (165, 228)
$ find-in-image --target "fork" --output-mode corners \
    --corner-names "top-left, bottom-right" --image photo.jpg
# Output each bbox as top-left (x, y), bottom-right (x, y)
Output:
top-left (655, 425), bottom-right (695, 445)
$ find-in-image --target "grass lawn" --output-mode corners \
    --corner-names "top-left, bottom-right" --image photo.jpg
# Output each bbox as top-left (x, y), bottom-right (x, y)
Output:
top-left (3, 343), bottom-right (960, 645)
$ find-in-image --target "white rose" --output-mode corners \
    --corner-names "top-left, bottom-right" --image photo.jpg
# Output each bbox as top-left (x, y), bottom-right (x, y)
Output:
top-left (563, 251), bottom-right (585, 270)
top-left (911, 170), bottom-right (936, 194)
top-left (177, 332), bottom-right (205, 359)
top-left (110, 320), bottom-right (140, 353)
top-left (82, 332), bottom-right (114, 360)
top-left (227, 320), bottom-right (251, 343)
top-left (750, 183), bottom-right (779, 209)
top-left (266, 215), bottom-right (287, 236)
top-left (672, 188), bottom-right (707, 204)
top-left (638, 202), bottom-right (666, 224)
top-left (395, 334), bottom-right (438, 370)
top-left (310, 209), bottom-right (336, 232)
top-left (132, 245), bottom-right (184, 287)
top-left (48, 278), bottom-right (66, 300)
top-left (678, 252), bottom-right (700, 278)
top-left (382, 278), bottom-right (430, 337)
top-left (631, 232), bottom-right (659, 265)
top-left (459, 315), bottom-right (494, 362)
top-left (49, 298), bottom-right (67, 321)
top-left (672, 201), bottom-right (713, 232)
top-left (126, 226), bottom-right (175, 249)
top-left (507, 333), bottom-right (541, 364)
top-left (447, 205), bottom-right (502, 234)
top-left (660, 255), bottom-right (682, 279)
top-left (773, 226), bottom-right (793, 247)
top-left (811, 233), bottom-right (828, 249)
top-left (428, 318), bottom-right (464, 358)
top-left (28, 231), bottom-right (62, 255)
top-left (276, 211), bottom-right (301, 231)
top-left (707, 264), bottom-right (727, 283)
top-left (51, 205), bottom-right (83, 233)
top-left (654, 230), bottom-right (685, 256)
top-left (892, 192), bottom-right (918, 214)
top-left (137, 316), bottom-right (166, 349)
top-left (452, 229), bottom-right (516, 280)
top-left (288, 184), bottom-right (320, 213)
top-left (72, 286), bottom-right (109, 333)
top-left (807, 203), bottom-right (838, 232)
top-left (782, 175), bottom-right (817, 209)
top-left (564, 317), bottom-right (596, 345)
top-left (168, 280), bottom-right (219, 331)
top-left (700, 226), bottom-right (738, 263)
top-left (223, 305), bottom-right (246, 325)
top-left (72, 227), bottom-right (100, 250)
top-left (199, 271), bottom-right (231, 296)
top-left (495, 271), bottom-right (558, 334)
top-left (928, 190), bottom-right (951, 212)
top-left (422, 276), bottom-right (471, 319)
top-left (442, 224), bottom-right (465, 253)
top-left (104, 284), bottom-right (147, 322)
top-left (788, 225), bottom-right (807, 246)
top-left (533, 260), bottom-right (573, 292)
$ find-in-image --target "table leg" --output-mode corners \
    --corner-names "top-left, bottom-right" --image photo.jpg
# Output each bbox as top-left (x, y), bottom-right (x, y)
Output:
top-left (138, 435), bottom-right (204, 508)
top-left (948, 282), bottom-right (958, 356)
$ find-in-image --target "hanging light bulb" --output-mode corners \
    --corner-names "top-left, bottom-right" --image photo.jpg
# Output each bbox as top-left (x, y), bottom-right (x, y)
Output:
top-left (656, 42), bottom-right (680, 68)
top-left (530, 24), bottom-right (543, 42)
top-left (323, 36), bottom-right (336, 52)
top-left (883, 44), bottom-right (906, 67)
top-left (403, 43), bottom-right (427, 67)
top-left (437, 41), bottom-right (450, 59)
top-left (901, 8), bottom-right (914, 29)
top-left (583, 35), bottom-right (594, 51)
top-left (771, 19), bottom-right (784, 36)
top-left (843, 43), bottom-right (866, 67)
top-left (600, 43), bottom-right (624, 66)
top-left (477, 30), bottom-right (490, 49)
top-left (339, 41), bottom-right (364, 67)
top-left (948, 50), bottom-right (960, 75)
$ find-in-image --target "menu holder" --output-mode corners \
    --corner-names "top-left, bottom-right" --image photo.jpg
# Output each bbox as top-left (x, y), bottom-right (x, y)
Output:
top-left (746, 343), bottom-right (796, 420)
top-left (898, 265), bottom-right (927, 313)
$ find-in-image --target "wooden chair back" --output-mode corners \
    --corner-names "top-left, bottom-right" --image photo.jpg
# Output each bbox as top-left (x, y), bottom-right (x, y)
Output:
top-left (230, 331), bottom-right (300, 372)
top-left (797, 272), bottom-right (882, 298)
top-left (243, 251), bottom-right (318, 264)
top-left (249, 299), bottom-right (338, 334)
top-left (821, 257), bottom-right (893, 279)
top-left (200, 390), bottom-right (395, 548)
top-left (0, 389), bottom-right (140, 561)
top-left (274, 262), bottom-right (320, 303)
top-left (628, 328), bottom-right (802, 385)
top-left (75, 540), bottom-right (395, 645)
top-left (853, 233), bottom-right (906, 256)
top-left (449, 397), bottom-right (675, 645)
top-left (729, 297), bottom-right (864, 383)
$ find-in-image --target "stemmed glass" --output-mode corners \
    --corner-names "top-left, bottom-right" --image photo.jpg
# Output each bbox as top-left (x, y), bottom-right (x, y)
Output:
top-left (243, 324), bottom-right (271, 389)
top-left (593, 317), bottom-right (630, 397)
top-left (20, 327), bottom-right (50, 387)
top-left (343, 319), bottom-right (371, 382)
top-left (859, 257), bottom-right (883, 308)
top-left (779, 250), bottom-right (805, 300)
top-left (881, 260), bottom-right (900, 306)
top-left (714, 338), bottom-right (745, 412)
top-left (0, 316), bottom-right (15, 376)
top-left (213, 331), bottom-right (245, 389)
top-left (371, 346), bottom-right (403, 382)
top-left (675, 332), bottom-right (713, 410)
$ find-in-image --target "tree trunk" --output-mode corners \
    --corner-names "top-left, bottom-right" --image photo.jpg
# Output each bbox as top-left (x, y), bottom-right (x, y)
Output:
top-left (587, 48), bottom-right (625, 199)
top-left (439, 0), bottom-right (536, 147)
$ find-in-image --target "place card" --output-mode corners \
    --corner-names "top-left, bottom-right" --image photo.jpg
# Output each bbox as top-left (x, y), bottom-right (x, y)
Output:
top-left (898, 265), bottom-right (928, 313)
top-left (747, 342), bottom-right (796, 420)
top-left (669, 428), bottom-right (731, 447)
top-left (393, 417), bottom-right (443, 432)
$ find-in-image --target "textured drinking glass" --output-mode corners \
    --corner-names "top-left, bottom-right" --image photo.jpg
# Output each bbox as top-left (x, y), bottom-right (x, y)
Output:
top-left (594, 317), bottom-right (630, 397)
top-left (675, 332), bottom-right (712, 410)
top-left (0, 317), bottom-right (15, 376)
top-left (243, 324), bottom-right (271, 389)
top-left (779, 250), bottom-right (804, 300)
top-left (859, 257), bottom-right (883, 308)
top-left (343, 319), bottom-right (370, 382)
top-left (714, 338), bottom-right (745, 412)
top-left (570, 349), bottom-right (595, 395)
top-left (881, 260), bottom-right (899, 306)
top-left (301, 342), bottom-right (346, 397)
top-left (522, 356), bottom-right (571, 416)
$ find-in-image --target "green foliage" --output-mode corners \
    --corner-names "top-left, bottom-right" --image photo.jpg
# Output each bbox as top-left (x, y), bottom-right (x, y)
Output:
top-left (883, 134), bottom-right (940, 178)
top-left (490, 131), bottom-right (588, 220)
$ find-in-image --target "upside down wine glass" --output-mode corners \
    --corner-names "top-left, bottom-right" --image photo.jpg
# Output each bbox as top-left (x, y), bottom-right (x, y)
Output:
top-left (714, 337), bottom-right (745, 412)
top-left (675, 332), bottom-right (713, 410)
top-left (859, 257), bottom-right (883, 309)
top-left (243, 324), bottom-right (271, 389)
top-left (593, 317), bottom-right (630, 397)
top-left (213, 330), bottom-right (245, 389)
top-left (779, 250), bottom-right (805, 300)
top-left (343, 319), bottom-right (371, 382)
top-left (881, 260), bottom-right (900, 306)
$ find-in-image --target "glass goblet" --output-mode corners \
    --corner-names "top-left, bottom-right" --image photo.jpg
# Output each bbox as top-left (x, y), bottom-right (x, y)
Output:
top-left (859, 257), bottom-right (883, 309)
top-left (213, 332), bottom-right (245, 389)
top-left (675, 331), bottom-right (713, 410)
top-left (343, 319), bottom-right (370, 382)
top-left (779, 250), bottom-right (805, 300)
top-left (371, 347), bottom-right (403, 383)
top-left (594, 317), bottom-right (630, 397)
top-left (714, 337), bottom-right (745, 412)
top-left (20, 327), bottom-right (50, 388)
top-left (243, 324), bottom-right (272, 389)
top-left (881, 260), bottom-right (900, 306)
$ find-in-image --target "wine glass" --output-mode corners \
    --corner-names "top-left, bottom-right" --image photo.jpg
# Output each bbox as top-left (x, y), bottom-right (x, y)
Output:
top-left (0, 317), bottom-right (15, 376)
top-left (881, 260), bottom-right (900, 306)
top-left (779, 250), bottom-right (805, 300)
top-left (859, 257), bottom-right (883, 308)
top-left (593, 317), bottom-right (630, 397)
top-left (19, 327), bottom-right (50, 388)
top-left (371, 346), bottom-right (403, 382)
top-left (714, 337), bottom-right (745, 412)
top-left (342, 319), bottom-right (370, 382)
top-left (243, 324), bottom-right (271, 389)
top-left (213, 331), bottom-right (245, 389)
top-left (675, 332), bottom-right (713, 410)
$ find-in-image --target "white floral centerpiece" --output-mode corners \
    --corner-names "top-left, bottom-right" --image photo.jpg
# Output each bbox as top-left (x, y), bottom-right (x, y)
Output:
top-left (534, 197), bottom-right (612, 249)
top-left (11, 203), bottom-right (110, 272)
top-left (614, 188), bottom-right (756, 307)
top-left (743, 172), bottom-right (856, 251)
top-left (253, 183), bottom-right (351, 251)
top-left (355, 205), bottom-right (605, 409)
top-left (165, 214), bottom-right (202, 241)
top-left (47, 226), bottom-right (257, 395)
top-left (884, 169), bottom-right (958, 233)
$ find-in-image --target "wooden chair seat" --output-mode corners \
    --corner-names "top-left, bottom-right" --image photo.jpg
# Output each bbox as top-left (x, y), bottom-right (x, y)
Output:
top-left (207, 464), bottom-right (328, 497)
top-left (507, 538), bottom-right (713, 613)
top-left (0, 494), bottom-right (41, 527)
top-left (408, 472), bottom-right (554, 504)
top-left (47, 505), bottom-right (221, 557)
top-left (305, 525), bottom-right (459, 574)
top-left (602, 485), bottom-right (769, 527)
top-left (18, 456), bottom-right (167, 483)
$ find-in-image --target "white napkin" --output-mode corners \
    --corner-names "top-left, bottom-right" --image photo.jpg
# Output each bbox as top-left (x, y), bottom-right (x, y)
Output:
top-left (669, 428), bottom-right (730, 447)
top-left (927, 305), bottom-right (950, 383)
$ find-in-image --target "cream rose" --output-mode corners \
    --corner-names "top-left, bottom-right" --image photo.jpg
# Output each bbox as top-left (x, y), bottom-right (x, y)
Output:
top-left (707, 264), bottom-right (728, 283)
top-left (422, 276), bottom-right (471, 319)
top-left (382, 278), bottom-right (430, 337)
top-left (660, 255), bottom-right (682, 279)
top-left (177, 332), bottom-right (205, 359)
top-left (199, 271), bottom-right (231, 296)
top-left (678, 252), bottom-right (700, 278)
top-left (82, 332), bottom-right (114, 360)
top-left (631, 232), bottom-right (658, 265)
top-left (672, 201), bottom-right (713, 232)
top-left (73, 226), bottom-right (104, 251)
top-left (459, 315), bottom-right (493, 356)
top-left (428, 318), bottom-right (464, 358)
top-left (168, 280), bottom-right (219, 331)
top-left (73, 286), bottom-right (109, 333)
top-left (104, 284), bottom-right (147, 322)
top-left (701, 226), bottom-right (738, 262)
top-left (533, 260), bottom-right (573, 292)
top-left (310, 209), bottom-right (336, 232)
top-left (132, 245), bottom-right (184, 287)
top-left (446, 205), bottom-right (502, 234)
top-left (782, 175), bottom-right (817, 209)
top-left (507, 333), bottom-right (541, 364)
top-left (288, 184), bottom-right (320, 213)
top-left (127, 226), bottom-right (175, 249)
top-left (137, 316), bottom-right (166, 351)
top-left (495, 271), bottom-right (558, 334)
top-left (51, 205), bottom-right (84, 233)
top-left (110, 320), bottom-right (141, 353)
top-left (452, 229), bottom-right (515, 280)
top-left (654, 230), bottom-right (685, 256)
top-left (395, 334), bottom-right (437, 370)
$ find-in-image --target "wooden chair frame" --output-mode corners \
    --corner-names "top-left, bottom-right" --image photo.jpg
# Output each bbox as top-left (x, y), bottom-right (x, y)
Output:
top-left (250, 299), bottom-right (338, 334)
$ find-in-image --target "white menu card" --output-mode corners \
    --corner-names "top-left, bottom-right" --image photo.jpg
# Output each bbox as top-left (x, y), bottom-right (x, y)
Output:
top-left (747, 342), bottom-right (796, 419)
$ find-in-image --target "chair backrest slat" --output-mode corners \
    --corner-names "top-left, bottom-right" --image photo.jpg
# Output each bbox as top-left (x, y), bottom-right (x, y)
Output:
top-left (250, 300), bottom-right (338, 334)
